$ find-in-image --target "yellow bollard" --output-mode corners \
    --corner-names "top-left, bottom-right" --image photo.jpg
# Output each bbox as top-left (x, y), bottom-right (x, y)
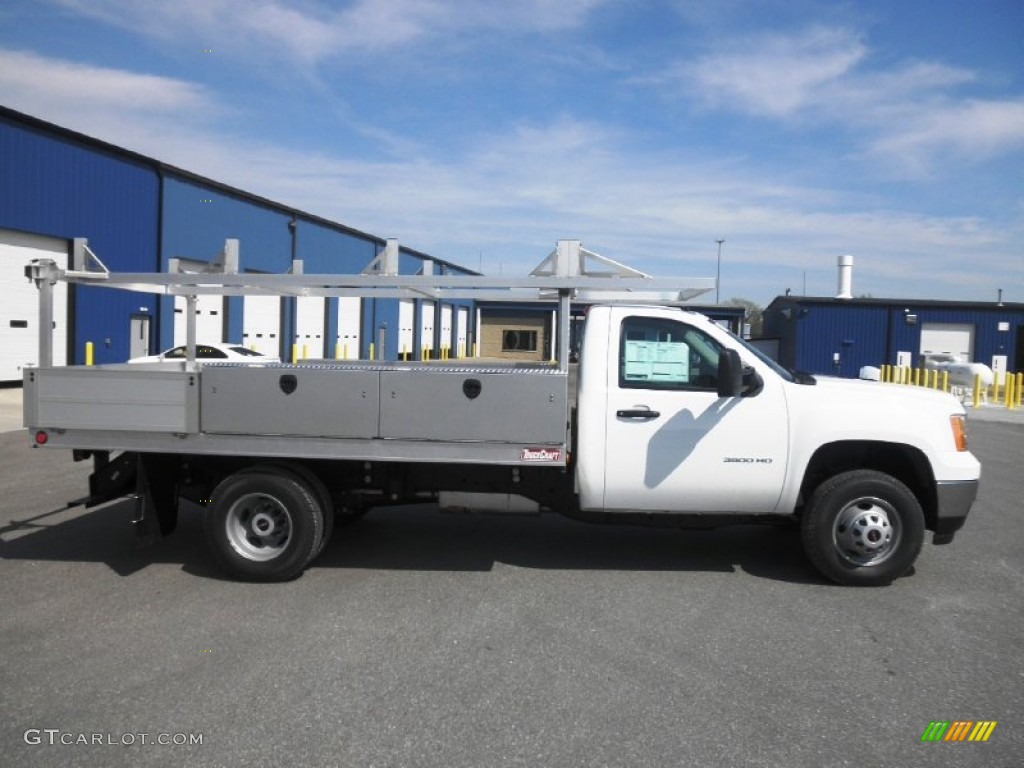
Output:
top-left (1017, 372), bottom-right (1024, 407)
top-left (472, 342), bottom-right (478, 358)
top-left (343, 343), bottom-right (348, 361)
top-left (85, 341), bottom-right (94, 366)
top-left (334, 341), bottom-right (341, 360)
top-left (880, 364), bottom-right (888, 383)
top-left (1007, 374), bottom-right (1016, 410)
top-left (291, 344), bottom-right (298, 364)
top-left (913, 368), bottom-right (920, 387)
top-left (401, 344), bottom-right (408, 362)
top-left (973, 373), bottom-right (982, 409)
top-left (992, 373), bottom-right (1001, 404)
top-left (369, 342), bottom-right (375, 362)
top-left (302, 344), bottom-right (308, 361)
top-left (942, 371), bottom-right (949, 392)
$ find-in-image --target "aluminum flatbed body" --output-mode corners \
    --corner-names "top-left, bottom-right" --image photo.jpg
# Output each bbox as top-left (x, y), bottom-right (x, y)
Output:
top-left (24, 361), bottom-right (571, 466)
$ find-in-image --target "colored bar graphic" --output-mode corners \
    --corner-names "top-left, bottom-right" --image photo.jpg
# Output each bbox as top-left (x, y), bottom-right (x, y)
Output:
top-left (921, 720), bottom-right (997, 743)
top-left (944, 721), bottom-right (972, 741)
top-left (968, 722), bottom-right (997, 742)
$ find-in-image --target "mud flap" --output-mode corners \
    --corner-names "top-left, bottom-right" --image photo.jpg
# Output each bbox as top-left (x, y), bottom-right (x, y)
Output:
top-left (132, 454), bottom-right (180, 545)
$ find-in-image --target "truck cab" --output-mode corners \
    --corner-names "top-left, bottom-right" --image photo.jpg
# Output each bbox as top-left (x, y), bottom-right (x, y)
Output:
top-left (575, 305), bottom-right (980, 585)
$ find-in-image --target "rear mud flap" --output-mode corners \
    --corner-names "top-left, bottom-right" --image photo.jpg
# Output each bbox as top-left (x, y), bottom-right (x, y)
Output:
top-left (132, 454), bottom-right (180, 545)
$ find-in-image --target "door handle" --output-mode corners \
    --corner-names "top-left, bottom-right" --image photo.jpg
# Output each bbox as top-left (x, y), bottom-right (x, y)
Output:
top-left (616, 409), bottom-right (661, 419)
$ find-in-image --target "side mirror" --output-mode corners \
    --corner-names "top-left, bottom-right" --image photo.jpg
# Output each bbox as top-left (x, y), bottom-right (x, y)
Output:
top-left (717, 349), bottom-right (743, 398)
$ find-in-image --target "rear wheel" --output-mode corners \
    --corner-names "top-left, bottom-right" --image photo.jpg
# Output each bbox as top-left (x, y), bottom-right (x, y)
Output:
top-left (801, 469), bottom-right (925, 586)
top-left (204, 470), bottom-right (323, 582)
top-left (238, 463), bottom-right (334, 558)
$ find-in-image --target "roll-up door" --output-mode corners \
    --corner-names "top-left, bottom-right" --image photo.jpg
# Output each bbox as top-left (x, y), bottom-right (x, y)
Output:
top-left (1, 229), bottom-right (68, 380)
top-left (243, 295), bottom-right (281, 357)
top-left (337, 297), bottom-right (362, 360)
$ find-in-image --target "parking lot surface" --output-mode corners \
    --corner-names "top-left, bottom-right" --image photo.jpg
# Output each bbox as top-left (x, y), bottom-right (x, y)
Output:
top-left (1, 415), bottom-right (1021, 767)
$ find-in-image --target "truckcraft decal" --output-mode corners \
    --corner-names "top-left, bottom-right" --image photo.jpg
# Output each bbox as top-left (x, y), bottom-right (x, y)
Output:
top-left (521, 448), bottom-right (562, 462)
top-left (723, 457), bottom-right (774, 464)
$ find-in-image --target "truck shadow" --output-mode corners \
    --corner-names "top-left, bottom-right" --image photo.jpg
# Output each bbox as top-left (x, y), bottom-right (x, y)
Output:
top-left (0, 501), bottom-right (826, 585)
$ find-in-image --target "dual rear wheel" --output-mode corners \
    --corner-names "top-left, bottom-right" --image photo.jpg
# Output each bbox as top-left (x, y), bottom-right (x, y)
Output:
top-left (203, 464), bottom-right (334, 582)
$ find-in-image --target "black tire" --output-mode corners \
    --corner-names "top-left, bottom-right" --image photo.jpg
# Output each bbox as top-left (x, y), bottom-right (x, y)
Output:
top-left (204, 470), bottom-right (323, 582)
top-left (238, 463), bottom-right (334, 559)
top-left (801, 469), bottom-right (925, 586)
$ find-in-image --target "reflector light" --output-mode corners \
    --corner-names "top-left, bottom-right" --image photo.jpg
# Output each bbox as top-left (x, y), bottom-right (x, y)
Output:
top-left (34, 431), bottom-right (48, 445)
top-left (949, 416), bottom-right (968, 452)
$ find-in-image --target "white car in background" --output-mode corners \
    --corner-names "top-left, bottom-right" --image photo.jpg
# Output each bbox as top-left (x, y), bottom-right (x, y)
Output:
top-left (129, 343), bottom-right (279, 364)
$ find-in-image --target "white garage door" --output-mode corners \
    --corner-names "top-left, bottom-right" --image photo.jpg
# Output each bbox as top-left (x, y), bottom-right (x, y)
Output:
top-left (1, 229), bottom-right (68, 380)
top-left (294, 297), bottom-right (325, 359)
top-left (456, 307), bottom-right (469, 358)
top-left (174, 294), bottom-right (225, 346)
top-left (398, 300), bottom-right (413, 360)
top-left (440, 304), bottom-right (453, 355)
top-left (337, 297), bottom-right (361, 360)
top-left (920, 323), bottom-right (975, 362)
top-left (420, 302), bottom-right (435, 358)
top-left (243, 295), bottom-right (281, 357)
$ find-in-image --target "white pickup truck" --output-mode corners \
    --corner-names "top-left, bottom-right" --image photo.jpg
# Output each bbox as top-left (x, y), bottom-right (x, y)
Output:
top-left (25, 301), bottom-right (980, 587)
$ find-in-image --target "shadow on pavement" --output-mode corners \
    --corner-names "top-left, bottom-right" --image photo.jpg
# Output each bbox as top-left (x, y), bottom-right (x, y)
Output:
top-left (1, 500), bottom-right (825, 585)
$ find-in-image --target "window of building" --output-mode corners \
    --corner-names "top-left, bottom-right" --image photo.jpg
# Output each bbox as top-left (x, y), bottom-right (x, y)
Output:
top-left (502, 330), bottom-right (538, 352)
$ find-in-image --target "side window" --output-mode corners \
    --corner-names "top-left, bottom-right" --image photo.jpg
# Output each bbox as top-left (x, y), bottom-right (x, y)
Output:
top-left (197, 346), bottom-right (228, 359)
top-left (619, 317), bottom-right (723, 391)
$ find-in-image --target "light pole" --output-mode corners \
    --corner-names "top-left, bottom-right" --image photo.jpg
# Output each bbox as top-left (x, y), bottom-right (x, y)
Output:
top-left (715, 238), bottom-right (725, 304)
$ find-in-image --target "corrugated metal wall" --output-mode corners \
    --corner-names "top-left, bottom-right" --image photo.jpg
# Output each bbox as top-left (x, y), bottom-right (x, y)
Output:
top-left (0, 112), bottom-right (159, 364)
top-left (1, 107), bottom-right (483, 366)
top-left (764, 297), bottom-right (1024, 377)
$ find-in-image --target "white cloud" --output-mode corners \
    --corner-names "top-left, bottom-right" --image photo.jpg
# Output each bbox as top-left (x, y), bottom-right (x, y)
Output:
top-left (686, 26), bottom-right (867, 117)
top-left (52, 0), bottom-right (608, 65)
top-left (0, 48), bottom-right (212, 114)
top-left (657, 24), bottom-right (1024, 176)
top-left (1, 47), bottom-right (1018, 303)
top-left (868, 99), bottom-right (1024, 169)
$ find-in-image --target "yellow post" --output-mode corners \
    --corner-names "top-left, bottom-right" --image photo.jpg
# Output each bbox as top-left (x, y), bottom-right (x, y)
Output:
top-left (302, 344), bottom-right (308, 361)
top-left (1017, 372), bottom-right (1024, 407)
top-left (85, 342), bottom-right (94, 366)
top-left (973, 373), bottom-right (982, 409)
top-left (369, 342), bottom-right (375, 362)
top-left (343, 343), bottom-right (348, 361)
top-left (914, 368), bottom-right (921, 387)
top-left (291, 344), bottom-right (298, 364)
top-left (401, 344), bottom-right (408, 362)
top-left (992, 372), bottom-right (1001, 404)
top-left (880, 365), bottom-right (888, 383)
top-left (942, 371), bottom-right (949, 392)
top-left (334, 341), bottom-right (341, 360)
top-left (1007, 374), bottom-right (1016, 410)
top-left (472, 342), bottom-right (478, 358)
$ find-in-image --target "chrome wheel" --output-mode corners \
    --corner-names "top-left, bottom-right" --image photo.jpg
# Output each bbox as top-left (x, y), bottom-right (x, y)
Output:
top-left (225, 493), bottom-right (292, 562)
top-left (832, 496), bottom-right (900, 567)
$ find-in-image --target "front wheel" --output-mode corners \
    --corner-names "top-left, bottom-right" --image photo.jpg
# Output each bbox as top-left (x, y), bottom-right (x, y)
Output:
top-left (204, 470), bottom-right (323, 582)
top-left (801, 470), bottom-right (925, 586)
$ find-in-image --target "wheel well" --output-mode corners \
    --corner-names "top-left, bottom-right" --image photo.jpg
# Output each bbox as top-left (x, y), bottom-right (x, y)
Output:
top-left (799, 442), bottom-right (938, 530)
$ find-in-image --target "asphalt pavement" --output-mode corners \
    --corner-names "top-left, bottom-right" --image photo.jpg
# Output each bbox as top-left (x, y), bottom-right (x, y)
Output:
top-left (0, 393), bottom-right (1021, 767)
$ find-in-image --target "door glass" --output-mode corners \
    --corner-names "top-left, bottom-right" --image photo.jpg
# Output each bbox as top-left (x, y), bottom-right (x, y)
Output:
top-left (619, 317), bottom-right (724, 391)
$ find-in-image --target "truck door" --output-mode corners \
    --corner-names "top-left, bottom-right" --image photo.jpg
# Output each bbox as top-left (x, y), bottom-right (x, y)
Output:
top-left (602, 314), bottom-right (789, 514)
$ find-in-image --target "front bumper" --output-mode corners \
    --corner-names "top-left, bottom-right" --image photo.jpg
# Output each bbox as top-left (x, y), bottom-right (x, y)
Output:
top-left (931, 479), bottom-right (979, 544)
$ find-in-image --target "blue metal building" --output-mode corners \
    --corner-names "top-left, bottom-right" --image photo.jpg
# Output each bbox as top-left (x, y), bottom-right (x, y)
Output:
top-left (0, 106), bottom-right (476, 374)
top-left (762, 296), bottom-right (1024, 377)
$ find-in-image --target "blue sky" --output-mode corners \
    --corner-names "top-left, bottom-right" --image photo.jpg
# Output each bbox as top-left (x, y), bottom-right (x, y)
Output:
top-left (1, 0), bottom-right (1022, 306)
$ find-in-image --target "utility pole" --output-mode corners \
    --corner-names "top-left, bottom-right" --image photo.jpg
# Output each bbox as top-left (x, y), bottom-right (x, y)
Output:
top-left (715, 239), bottom-right (725, 304)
